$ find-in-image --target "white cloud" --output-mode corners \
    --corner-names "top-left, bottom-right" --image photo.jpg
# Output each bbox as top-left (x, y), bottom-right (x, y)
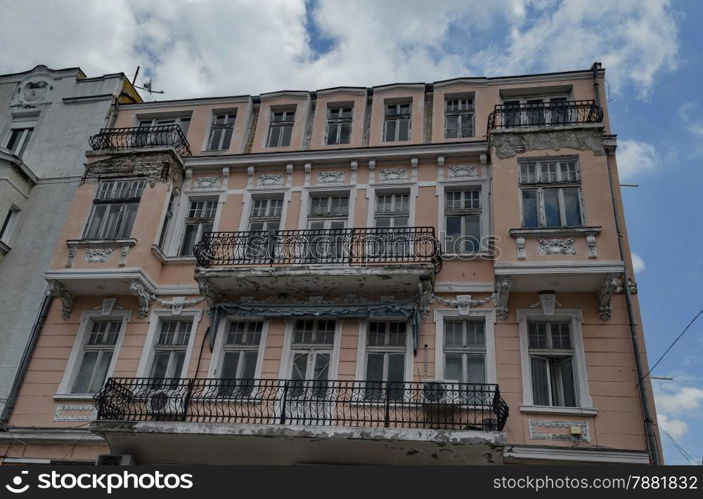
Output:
top-left (631, 252), bottom-right (646, 273)
top-left (617, 139), bottom-right (658, 181)
top-left (679, 102), bottom-right (703, 137)
top-left (657, 413), bottom-right (689, 440)
top-left (656, 386), bottom-right (703, 413)
top-left (0, 0), bottom-right (681, 100)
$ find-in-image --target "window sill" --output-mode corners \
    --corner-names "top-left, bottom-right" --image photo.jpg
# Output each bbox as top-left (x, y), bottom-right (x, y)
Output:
top-left (53, 393), bottom-right (95, 402)
top-left (509, 227), bottom-right (601, 238)
top-left (151, 244), bottom-right (197, 265)
top-left (519, 405), bottom-right (597, 417)
top-left (67, 238), bottom-right (137, 248)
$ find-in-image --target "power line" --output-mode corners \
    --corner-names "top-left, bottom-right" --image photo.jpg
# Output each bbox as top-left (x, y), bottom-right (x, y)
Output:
top-left (661, 428), bottom-right (696, 464)
top-left (640, 307), bottom-right (703, 383)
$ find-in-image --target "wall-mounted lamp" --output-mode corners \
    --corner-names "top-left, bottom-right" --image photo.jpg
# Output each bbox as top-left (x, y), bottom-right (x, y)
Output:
top-left (539, 290), bottom-right (557, 315)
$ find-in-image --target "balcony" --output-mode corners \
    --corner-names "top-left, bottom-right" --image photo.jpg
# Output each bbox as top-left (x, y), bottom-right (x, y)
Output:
top-left (193, 227), bottom-right (442, 297)
top-left (92, 377), bottom-right (508, 464)
top-left (487, 100), bottom-right (603, 132)
top-left (88, 125), bottom-right (192, 157)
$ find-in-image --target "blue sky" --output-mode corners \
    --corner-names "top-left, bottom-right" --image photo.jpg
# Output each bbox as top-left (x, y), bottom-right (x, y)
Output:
top-left (0, 0), bottom-right (701, 464)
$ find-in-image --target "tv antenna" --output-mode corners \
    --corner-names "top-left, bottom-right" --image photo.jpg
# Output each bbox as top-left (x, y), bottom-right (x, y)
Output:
top-left (131, 66), bottom-right (165, 98)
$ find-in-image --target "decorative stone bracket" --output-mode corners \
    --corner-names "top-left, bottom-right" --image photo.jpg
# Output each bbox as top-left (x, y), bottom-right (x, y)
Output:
top-left (495, 276), bottom-right (512, 320)
top-left (598, 273), bottom-right (637, 321)
top-left (48, 280), bottom-right (73, 320)
top-left (130, 280), bottom-right (205, 318)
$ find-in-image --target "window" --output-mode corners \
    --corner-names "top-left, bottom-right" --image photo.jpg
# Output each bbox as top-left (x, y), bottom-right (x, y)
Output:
top-left (5, 127), bottom-right (33, 157)
top-left (140, 116), bottom-right (191, 135)
top-left (158, 189), bottom-right (177, 251)
top-left (267, 109), bottom-right (295, 147)
top-left (84, 179), bottom-right (145, 240)
top-left (289, 320), bottom-right (335, 398)
top-left (218, 321), bottom-right (263, 397)
top-left (364, 321), bottom-right (407, 400)
top-left (149, 319), bottom-right (193, 380)
top-left (527, 321), bottom-right (577, 407)
top-left (375, 192), bottom-right (409, 228)
top-left (207, 113), bottom-right (235, 150)
top-left (179, 199), bottom-right (217, 256)
top-left (519, 159), bottom-right (582, 228)
top-left (0, 207), bottom-right (20, 245)
top-left (383, 103), bottom-right (411, 142)
top-left (445, 98), bottom-right (474, 138)
top-left (326, 106), bottom-right (352, 145)
top-left (308, 194), bottom-right (349, 260)
top-left (136, 117), bottom-right (191, 147)
top-left (443, 319), bottom-right (486, 383)
top-left (249, 197), bottom-right (283, 232)
top-left (71, 320), bottom-right (122, 393)
top-left (445, 188), bottom-right (481, 253)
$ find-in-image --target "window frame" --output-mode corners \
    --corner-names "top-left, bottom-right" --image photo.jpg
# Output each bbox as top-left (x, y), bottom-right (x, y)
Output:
top-left (517, 308), bottom-right (593, 413)
top-left (206, 112), bottom-right (236, 151)
top-left (443, 186), bottom-right (483, 255)
top-left (178, 197), bottom-right (218, 257)
top-left (444, 97), bottom-right (474, 139)
top-left (325, 105), bottom-right (353, 145)
top-left (266, 108), bottom-right (296, 148)
top-left (136, 309), bottom-right (201, 379)
top-left (279, 319), bottom-right (341, 380)
top-left (355, 319), bottom-right (413, 385)
top-left (382, 101), bottom-right (412, 142)
top-left (5, 126), bottom-right (34, 157)
top-left (57, 308), bottom-right (131, 397)
top-left (83, 178), bottom-right (146, 241)
top-left (0, 206), bottom-right (21, 246)
top-left (208, 318), bottom-right (268, 381)
top-left (518, 158), bottom-right (584, 229)
top-left (248, 195), bottom-right (284, 232)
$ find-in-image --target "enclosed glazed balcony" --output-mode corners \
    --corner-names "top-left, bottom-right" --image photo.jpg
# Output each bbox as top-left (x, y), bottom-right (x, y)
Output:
top-left (487, 100), bottom-right (603, 132)
top-left (92, 377), bottom-right (508, 465)
top-left (88, 125), bottom-right (192, 157)
top-left (193, 227), bottom-right (442, 297)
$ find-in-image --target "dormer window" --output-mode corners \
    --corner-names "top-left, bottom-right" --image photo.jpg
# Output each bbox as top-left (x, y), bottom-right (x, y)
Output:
top-left (383, 102), bottom-right (411, 142)
top-left (267, 109), bottom-right (295, 147)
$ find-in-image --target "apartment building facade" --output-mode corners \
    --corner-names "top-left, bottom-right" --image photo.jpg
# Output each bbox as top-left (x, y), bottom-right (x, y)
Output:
top-left (0, 65), bottom-right (140, 426)
top-left (0, 63), bottom-right (662, 465)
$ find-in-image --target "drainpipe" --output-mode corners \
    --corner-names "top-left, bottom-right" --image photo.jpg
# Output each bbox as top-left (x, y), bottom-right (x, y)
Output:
top-left (0, 286), bottom-right (52, 429)
top-left (591, 61), bottom-right (602, 106)
top-left (604, 148), bottom-right (661, 465)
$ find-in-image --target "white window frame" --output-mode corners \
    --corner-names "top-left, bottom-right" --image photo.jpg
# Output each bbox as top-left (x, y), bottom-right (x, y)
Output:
top-left (517, 308), bottom-right (594, 413)
top-left (178, 197), bottom-right (219, 256)
top-left (205, 111), bottom-right (236, 151)
top-left (266, 108), bottom-right (296, 148)
top-left (82, 178), bottom-right (146, 241)
top-left (325, 105), bottom-right (353, 146)
top-left (501, 93), bottom-right (571, 127)
top-left (444, 96), bottom-right (474, 139)
top-left (439, 181), bottom-right (489, 255)
top-left (382, 101), bottom-right (412, 142)
top-left (138, 116), bottom-right (192, 135)
top-left (57, 308), bottom-right (131, 397)
top-left (433, 308), bottom-right (496, 384)
top-left (518, 157), bottom-right (585, 229)
top-left (165, 194), bottom-right (222, 257)
top-left (355, 319), bottom-right (413, 383)
top-left (136, 309), bottom-right (201, 378)
top-left (208, 317), bottom-right (269, 379)
top-left (279, 319), bottom-right (342, 380)
top-left (239, 189), bottom-right (290, 231)
top-left (4, 126), bottom-right (34, 157)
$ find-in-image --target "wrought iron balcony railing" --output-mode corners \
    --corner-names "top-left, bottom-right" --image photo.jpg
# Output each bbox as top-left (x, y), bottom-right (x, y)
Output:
top-left (94, 378), bottom-right (508, 431)
top-left (89, 125), bottom-right (192, 157)
top-left (487, 100), bottom-right (603, 132)
top-left (193, 227), bottom-right (442, 271)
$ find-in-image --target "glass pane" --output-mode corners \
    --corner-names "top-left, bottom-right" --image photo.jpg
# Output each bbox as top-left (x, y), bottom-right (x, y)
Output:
top-left (89, 351), bottom-right (113, 393)
top-left (466, 321), bottom-right (485, 346)
top-left (467, 355), bottom-right (485, 384)
top-left (531, 356), bottom-right (550, 405)
top-left (72, 351), bottom-right (98, 393)
top-left (209, 128), bottom-right (223, 150)
top-left (444, 353), bottom-right (462, 381)
top-left (445, 115), bottom-right (458, 138)
top-left (267, 125), bottom-right (280, 147)
top-left (291, 353), bottom-right (308, 380)
top-left (388, 354), bottom-right (405, 400)
top-left (86, 205), bottom-right (107, 239)
top-left (339, 123), bottom-right (351, 144)
top-left (384, 119), bottom-right (396, 141)
top-left (150, 352), bottom-right (171, 378)
top-left (463, 214), bottom-right (480, 252)
top-left (179, 224), bottom-right (198, 256)
top-left (398, 119), bottom-right (410, 141)
top-left (543, 189), bottom-right (561, 227)
top-left (312, 353), bottom-right (330, 398)
top-left (171, 351), bottom-right (186, 378)
top-left (559, 358), bottom-right (577, 407)
top-left (281, 124), bottom-right (292, 147)
top-left (221, 352), bottom-right (240, 379)
top-left (562, 188), bottom-right (581, 226)
top-left (550, 322), bottom-right (572, 349)
top-left (242, 351), bottom-right (257, 379)
top-left (327, 123), bottom-right (338, 145)
top-left (444, 321), bottom-right (463, 347)
top-left (117, 203), bottom-right (138, 238)
top-left (365, 353), bottom-right (383, 382)
top-left (528, 322), bottom-right (548, 348)
top-left (221, 127), bottom-right (233, 150)
top-left (521, 190), bottom-right (539, 228)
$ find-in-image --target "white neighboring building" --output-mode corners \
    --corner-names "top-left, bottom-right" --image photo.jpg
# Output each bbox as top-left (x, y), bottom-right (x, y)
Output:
top-left (0, 65), bottom-right (140, 422)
